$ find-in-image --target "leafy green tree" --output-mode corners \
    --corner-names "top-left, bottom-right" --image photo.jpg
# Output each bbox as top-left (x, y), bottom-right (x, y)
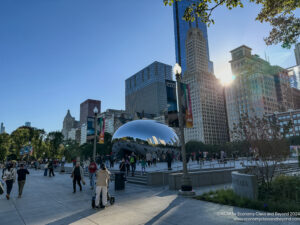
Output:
top-left (10, 127), bottom-right (31, 158)
top-left (185, 140), bottom-right (205, 154)
top-left (63, 140), bottom-right (80, 162)
top-left (46, 131), bottom-right (64, 159)
top-left (164, 0), bottom-right (300, 48)
top-left (0, 133), bottom-right (11, 161)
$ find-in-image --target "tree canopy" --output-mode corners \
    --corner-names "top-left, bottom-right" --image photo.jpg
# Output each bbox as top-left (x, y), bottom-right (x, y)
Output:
top-left (164, 0), bottom-right (300, 48)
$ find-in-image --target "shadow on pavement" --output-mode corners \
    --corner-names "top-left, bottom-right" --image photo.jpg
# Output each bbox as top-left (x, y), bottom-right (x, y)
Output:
top-left (144, 196), bottom-right (184, 225)
top-left (46, 208), bottom-right (98, 225)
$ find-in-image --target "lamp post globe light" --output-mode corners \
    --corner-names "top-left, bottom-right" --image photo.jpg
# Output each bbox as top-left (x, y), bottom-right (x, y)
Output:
top-left (93, 106), bottom-right (99, 162)
top-left (173, 63), bottom-right (194, 196)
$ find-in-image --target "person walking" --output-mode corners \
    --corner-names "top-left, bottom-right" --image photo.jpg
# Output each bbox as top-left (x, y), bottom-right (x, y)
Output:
top-left (44, 162), bottom-right (48, 176)
top-left (17, 164), bottom-right (29, 198)
top-left (130, 153), bottom-right (137, 177)
top-left (95, 164), bottom-right (110, 209)
top-left (141, 157), bottom-right (146, 175)
top-left (88, 160), bottom-right (97, 190)
top-left (71, 162), bottom-right (85, 193)
top-left (125, 155), bottom-right (130, 176)
top-left (146, 152), bottom-right (152, 167)
top-left (2, 163), bottom-right (16, 200)
top-left (152, 152), bottom-right (157, 166)
top-left (48, 160), bottom-right (55, 177)
top-left (166, 150), bottom-right (173, 170)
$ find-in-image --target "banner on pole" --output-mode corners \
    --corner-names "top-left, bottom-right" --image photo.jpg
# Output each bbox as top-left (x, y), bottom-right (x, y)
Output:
top-left (165, 80), bottom-right (193, 128)
top-left (98, 118), bottom-right (105, 144)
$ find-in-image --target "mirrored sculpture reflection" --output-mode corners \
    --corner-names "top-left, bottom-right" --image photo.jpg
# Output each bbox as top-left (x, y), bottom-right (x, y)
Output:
top-left (112, 120), bottom-right (180, 157)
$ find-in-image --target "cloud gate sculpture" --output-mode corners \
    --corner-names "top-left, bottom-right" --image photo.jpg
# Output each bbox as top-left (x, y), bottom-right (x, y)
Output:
top-left (112, 120), bottom-right (180, 157)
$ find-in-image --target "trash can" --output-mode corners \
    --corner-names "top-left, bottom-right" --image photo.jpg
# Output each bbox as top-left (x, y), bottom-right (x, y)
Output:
top-left (115, 172), bottom-right (125, 190)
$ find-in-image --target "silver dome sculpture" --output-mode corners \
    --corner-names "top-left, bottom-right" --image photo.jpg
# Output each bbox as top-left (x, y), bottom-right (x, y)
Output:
top-left (112, 120), bottom-right (180, 156)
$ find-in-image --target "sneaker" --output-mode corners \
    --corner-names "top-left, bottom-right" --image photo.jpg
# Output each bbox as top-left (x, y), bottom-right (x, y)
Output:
top-left (6, 194), bottom-right (9, 200)
top-left (100, 205), bottom-right (105, 209)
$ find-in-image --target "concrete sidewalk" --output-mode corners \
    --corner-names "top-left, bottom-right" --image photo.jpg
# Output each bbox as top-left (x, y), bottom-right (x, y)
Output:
top-left (0, 169), bottom-right (298, 225)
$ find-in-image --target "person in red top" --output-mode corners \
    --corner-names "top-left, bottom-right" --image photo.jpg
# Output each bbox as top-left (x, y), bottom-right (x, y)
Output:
top-left (88, 160), bottom-right (97, 190)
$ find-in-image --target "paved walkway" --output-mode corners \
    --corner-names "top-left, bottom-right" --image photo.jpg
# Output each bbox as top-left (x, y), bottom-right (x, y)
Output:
top-left (0, 169), bottom-right (299, 225)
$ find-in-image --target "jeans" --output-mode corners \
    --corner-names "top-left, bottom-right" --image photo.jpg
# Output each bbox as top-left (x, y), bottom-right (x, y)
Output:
top-left (131, 163), bottom-right (136, 176)
top-left (18, 180), bottom-right (25, 196)
top-left (6, 179), bottom-right (13, 195)
top-left (89, 173), bottom-right (95, 189)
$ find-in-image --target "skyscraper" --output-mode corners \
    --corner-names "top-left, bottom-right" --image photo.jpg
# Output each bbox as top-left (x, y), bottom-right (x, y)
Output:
top-left (173, 0), bottom-right (214, 74)
top-left (125, 61), bottom-right (172, 117)
top-left (0, 123), bottom-right (5, 134)
top-left (62, 110), bottom-right (79, 140)
top-left (182, 28), bottom-right (228, 144)
top-left (295, 43), bottom-right (300, 65)
top-left (25, 122), bottom-right (31, 127)
top-left (226, 45), bottom-right (293, 140)
top-left (80, 99), bottom-right (101, 126)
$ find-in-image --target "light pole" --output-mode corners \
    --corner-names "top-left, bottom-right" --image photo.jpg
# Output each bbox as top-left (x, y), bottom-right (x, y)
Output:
top-left (173, 63), bottom-right (194, 195)
top-left (93, 106), bottom-right (98, 162)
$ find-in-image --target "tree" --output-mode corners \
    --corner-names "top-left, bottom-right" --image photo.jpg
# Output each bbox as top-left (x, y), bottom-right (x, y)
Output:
top-left (10, 127), bottom-right (31, 158)
top-left (164, 0), bottom-right (300, 48)
top-left (46, 131), bottom-right (64, 159)
top-left (232, 113), bottom-right (290, 189)
top-left (0, 133), bottom-right (11, 161)
top-left (186, 140), bottom-right (205, 154)
top-left (63, 140), bottom-right (80, 162)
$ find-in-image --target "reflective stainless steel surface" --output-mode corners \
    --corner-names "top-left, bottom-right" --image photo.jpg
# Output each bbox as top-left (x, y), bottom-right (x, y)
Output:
top-left (112, 120), bottom-right (179, 156)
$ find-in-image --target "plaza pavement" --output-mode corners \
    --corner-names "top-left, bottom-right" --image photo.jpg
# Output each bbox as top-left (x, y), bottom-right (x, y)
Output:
top-left (0, 169), bottom-right (299, 225)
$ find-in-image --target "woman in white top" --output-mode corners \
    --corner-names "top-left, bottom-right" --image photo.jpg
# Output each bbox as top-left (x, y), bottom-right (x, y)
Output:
top-left (2, 163), bottom-right (16, 200)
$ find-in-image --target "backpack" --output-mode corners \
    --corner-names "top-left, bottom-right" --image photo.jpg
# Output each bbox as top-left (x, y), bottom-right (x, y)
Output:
top-left (130, 157), bottom-right (135, 164)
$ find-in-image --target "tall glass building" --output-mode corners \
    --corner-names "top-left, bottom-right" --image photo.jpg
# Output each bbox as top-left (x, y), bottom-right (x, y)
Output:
top-left (173, 0), bottom-right (214, 74)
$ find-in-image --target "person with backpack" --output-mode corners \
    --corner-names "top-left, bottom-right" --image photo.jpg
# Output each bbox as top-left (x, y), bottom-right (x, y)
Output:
top-left (71, 162), bottom-right (85, 193)
top-left (17, 164), bottom-right (29, 198)
top-left (2, 163), bottom-right (16, 200)
top-left (130, 152), bottom-right (137, 177)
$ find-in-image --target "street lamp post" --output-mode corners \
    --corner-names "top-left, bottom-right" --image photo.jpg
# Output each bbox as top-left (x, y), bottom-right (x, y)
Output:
top-left (173, 63), bottom-right (194, 195)
top-left (93, 107), bottom-right (99, 162)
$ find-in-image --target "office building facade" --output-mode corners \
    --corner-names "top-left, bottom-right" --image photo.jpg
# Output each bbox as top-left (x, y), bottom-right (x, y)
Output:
top-left (173, 0), bottom-right (213, 74)
top-left (125, 61), bottom-right (172, 117)
top-left (267, 109), bottom-right (300, 138)
top-left (98, 109), bottom-right (132, 135)
top-left (287, 65), bottom-right (300, 90)
top-left (226, 45), bottom-right (294, 140)
top-left (182, 28), bottom-right (229, 144)
top-left (80, 99), bottom-right (101, 126)
top-left (62, 110), bottom-right (79, 140)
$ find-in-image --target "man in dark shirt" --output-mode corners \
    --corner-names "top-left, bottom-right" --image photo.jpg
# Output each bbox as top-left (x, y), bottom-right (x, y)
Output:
top-left (17, 164), bottom-right (29, 198)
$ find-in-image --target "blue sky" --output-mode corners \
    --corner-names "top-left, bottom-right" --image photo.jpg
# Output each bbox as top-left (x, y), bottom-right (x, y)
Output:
top-left (0, 0), bottom-right (299, 133)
